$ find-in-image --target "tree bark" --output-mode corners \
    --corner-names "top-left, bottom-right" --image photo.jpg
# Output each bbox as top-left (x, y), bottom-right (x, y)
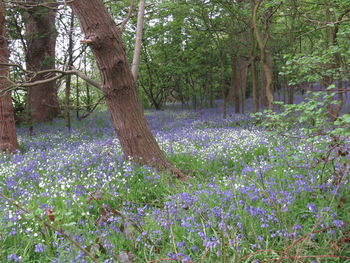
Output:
top-left (0, 0), bottom-right (19, 152)
top-left (230, 56), bottom-right (240, 114)
top-left (69, 0), bottom-right (186, 179)
top-left (287, 85), bottom-right (294, 104)
top-left (249, 29), bottom-right (259, 113)
top-left (24, 0), bottom-right (60, 123)
top-left (65, 11), bottom-right (75, 132)
top-left (252, 0), bottom-right (274, 110)
top-left (131, 0), bottom-right (145, 82)
top-left (251, 56), bottom-right (259, 112)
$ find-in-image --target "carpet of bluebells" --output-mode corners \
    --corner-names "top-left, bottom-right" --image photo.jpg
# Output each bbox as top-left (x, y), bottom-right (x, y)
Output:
top-left (0, 105), bottom-right (349, 262)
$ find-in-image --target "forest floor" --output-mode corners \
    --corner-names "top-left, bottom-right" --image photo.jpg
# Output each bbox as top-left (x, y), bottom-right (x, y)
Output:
top-left (0, 104), bottom-right (349, 262)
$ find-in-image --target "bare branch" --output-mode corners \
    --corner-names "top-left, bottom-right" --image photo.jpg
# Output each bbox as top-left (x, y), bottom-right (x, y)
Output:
top-left (119, 0), bottom-right (135, 31)
top-left (0, 63), bottom-right (102, 95)
top-left (299, 18), bottom-right (350, 37)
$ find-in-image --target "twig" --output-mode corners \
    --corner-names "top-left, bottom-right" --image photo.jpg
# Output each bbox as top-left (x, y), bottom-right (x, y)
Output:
top-left (265, 255), bottom-right (350, 262)
top-left (146, 259), bottom-right (195, 263)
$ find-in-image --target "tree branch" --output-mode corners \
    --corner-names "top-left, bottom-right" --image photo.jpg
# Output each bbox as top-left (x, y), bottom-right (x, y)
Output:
top-left (0, 63), bottom-right (102, 95)
top-left (119, 0), bottom-right (135, 31)
top-left (300, 18), bottom-right (350, 37)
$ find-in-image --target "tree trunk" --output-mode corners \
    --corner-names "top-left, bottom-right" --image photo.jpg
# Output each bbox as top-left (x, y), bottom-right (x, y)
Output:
top-left (229, 56), bottom-right (240, 114)
top-left (0, 0), bottom-right (19, 152)
top-left (251, 56), bottom-right (259, 112)
top-left (239, 58), bottom-right (248, 114)
top-left (131, 0), bottom-right (145, 82)
top-left (287, 85), bottom-right (294, 104)
top-left (24, 0), bottom-right (60, 122)
top-left (252, 0), bottom-right (274, 110)
top-left (249, 28), bottom-right (259, 113)
top-left (65, 11), bottom-right (75, 132)
top-left (69, 0), bottom-right (186, 179)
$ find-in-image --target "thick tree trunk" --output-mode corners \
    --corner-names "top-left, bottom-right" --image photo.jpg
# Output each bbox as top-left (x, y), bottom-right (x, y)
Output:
top-left (131, 0), bottom-right (145, 82)
top-left (69, 0), bottom-right (186, 179)
top-left (0, 0), bottom-right (19, 152)
top-left (24, 0), bottom-right (60, 122)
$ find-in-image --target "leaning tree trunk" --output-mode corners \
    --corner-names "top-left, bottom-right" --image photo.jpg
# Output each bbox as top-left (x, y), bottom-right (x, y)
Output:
top-left (0, 0), bottom-right (19, 152)
top-left (69, 0), bottom-right (186, 179)
top-left (24, 0), bottom-right (60, 122)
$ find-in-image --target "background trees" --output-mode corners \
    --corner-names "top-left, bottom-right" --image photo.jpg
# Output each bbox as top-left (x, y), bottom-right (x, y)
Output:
top-left (24, 0), bottom-right (60, 123)
top-left (0, 0), bottom-right (18, 152)
top-left (1, 0), bottom-right (349, 153)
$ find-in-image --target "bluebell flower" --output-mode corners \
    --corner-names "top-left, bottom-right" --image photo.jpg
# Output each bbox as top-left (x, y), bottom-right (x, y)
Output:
top-left (307, 203), bottom-right (317, 213)
top-left (333, 219), bottom-right (344, 227)
top-left (7, 254), bottom-right (21, 262)
top-left (34, 243), bottom-right (46, 253)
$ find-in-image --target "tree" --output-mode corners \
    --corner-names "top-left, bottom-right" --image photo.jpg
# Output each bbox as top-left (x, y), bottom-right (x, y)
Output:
top-left (24, 0), bottom-right (60, 122)
top-left (251, 0), bottom-right (277, 110)
top-left (131, 0), bottom-right (145, 81)
top-left (68, 0), bottom-right (186, 179)
top-left (0, 0), bottom-right (19, 152)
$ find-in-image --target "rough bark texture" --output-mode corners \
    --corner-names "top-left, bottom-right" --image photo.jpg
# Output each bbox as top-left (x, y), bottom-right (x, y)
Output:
top-left (0, 0), bottom-right (19, 152)
top-left (24, 0), bottom-right (59, 122)
top-left (69, 0), bottom-right (186, 179)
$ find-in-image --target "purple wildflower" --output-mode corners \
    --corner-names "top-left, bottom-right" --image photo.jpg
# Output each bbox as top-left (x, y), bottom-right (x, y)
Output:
top-left (34, 243), bottom-right (46, 253)
top-left (7, 254), bottom-right (21, 262)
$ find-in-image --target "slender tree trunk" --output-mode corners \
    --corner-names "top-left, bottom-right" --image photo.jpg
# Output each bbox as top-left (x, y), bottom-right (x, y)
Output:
top-left (250, 28), bottom-right (259, 113)
top-left (324, 2), bottom-right (342, 121)
top-left (65, 11), bottom-right (75, 132)
top-left (76, 75), bottom-right (80, 119)
top-left (229, 56), bottom-right (240, 114)
top-left (24, 0), bottom-right (60, 122)
top-left (131, 0), bottom-right (145, 81)
top-left (287, 85), bottom-right (294, 104)
top-left (0, 0), bottom-right (19, 152)
top-left (69, 0), bottom-right (186, 179)
top-left (251, 56), bottom-right (259, 112)
top-left (239, 58), bottom-right (248, 114)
